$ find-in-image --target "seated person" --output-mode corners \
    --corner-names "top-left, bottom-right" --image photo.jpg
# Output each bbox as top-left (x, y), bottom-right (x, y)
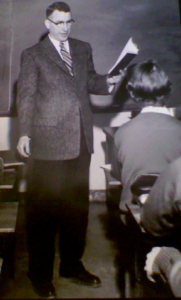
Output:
top-left (145, 246), bottom-right (181, 297)
top-left (141, 156), bottom-right (181, 239)
top-left (111, 59), bottom-right (181, 213)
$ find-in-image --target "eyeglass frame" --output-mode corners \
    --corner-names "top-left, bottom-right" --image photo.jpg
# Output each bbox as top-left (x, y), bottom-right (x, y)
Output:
top-left (47, 18), bottom-right (75, 28)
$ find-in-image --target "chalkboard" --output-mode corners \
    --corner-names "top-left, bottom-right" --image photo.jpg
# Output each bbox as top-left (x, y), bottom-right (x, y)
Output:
top-left (0, 0), bottom-right (181, 115)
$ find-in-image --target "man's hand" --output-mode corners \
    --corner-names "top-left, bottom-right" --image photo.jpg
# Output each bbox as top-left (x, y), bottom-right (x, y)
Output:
top-left (17, 136), bottom-right (31, 158)
top-left (106, 69), bottom-right (125, 86)
top-left (144, 247), bottom-right (162, 282)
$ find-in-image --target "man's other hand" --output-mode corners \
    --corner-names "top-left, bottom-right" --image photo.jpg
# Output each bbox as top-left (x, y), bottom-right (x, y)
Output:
top-left (17, 136), bottom-right (31, 157)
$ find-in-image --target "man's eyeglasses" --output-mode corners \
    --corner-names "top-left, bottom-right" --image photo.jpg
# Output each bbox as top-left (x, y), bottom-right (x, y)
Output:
top-left (47, 18), bottom-right (75, 28)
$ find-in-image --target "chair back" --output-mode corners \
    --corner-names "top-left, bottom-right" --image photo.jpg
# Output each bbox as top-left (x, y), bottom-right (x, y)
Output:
top-left (131, 173), bottom-right (159, 196)
top-left (0, 158), bottom-right (4, 185)
top-left (131, 173), bottom-right (159, 206)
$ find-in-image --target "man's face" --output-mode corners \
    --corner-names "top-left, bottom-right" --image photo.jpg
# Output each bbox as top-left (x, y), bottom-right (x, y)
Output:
top-left (45, 10), bottom-right (73, 42)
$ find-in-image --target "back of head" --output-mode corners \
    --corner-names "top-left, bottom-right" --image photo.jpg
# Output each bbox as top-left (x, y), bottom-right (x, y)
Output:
top-left (46, 1), bottom-right (70, 18)
top-left (126, 59), bottom-right (171, 106)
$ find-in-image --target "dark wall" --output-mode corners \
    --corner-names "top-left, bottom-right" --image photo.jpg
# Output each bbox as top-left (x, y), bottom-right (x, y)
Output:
top-left (0, 0), bottom-right (181, 114)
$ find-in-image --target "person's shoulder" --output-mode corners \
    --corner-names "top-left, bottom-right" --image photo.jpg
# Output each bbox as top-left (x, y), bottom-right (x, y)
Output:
top-left (21, 41), bottom-right (42, 55)
top-left (69, 37), bottom-right (91, 49)
top-left (114, 119), bottom-right (132, 137)
top-left (163, 113), bottom-right (181, 128)
top-left (21, 35), bottom-right (50, 55)
top-left (114, 113), bottom-right (146, 138)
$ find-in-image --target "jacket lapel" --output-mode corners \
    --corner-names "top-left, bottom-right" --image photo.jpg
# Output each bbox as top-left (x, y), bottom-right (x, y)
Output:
top-left (41, 36), bottom-right (71, 76)
top-left (69, 38), bottom-right (81, 78)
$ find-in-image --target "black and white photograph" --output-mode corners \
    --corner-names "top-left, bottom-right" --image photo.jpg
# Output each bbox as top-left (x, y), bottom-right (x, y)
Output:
top-left (0, 0), bottom-right (181, 298)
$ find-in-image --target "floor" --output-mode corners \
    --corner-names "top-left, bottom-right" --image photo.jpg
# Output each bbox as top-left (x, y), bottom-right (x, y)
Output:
top-left (0, 196), bottom-right (174, 299)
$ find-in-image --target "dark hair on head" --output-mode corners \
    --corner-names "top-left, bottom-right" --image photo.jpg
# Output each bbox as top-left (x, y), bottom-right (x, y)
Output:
top-left (46, 2), bottom-right (70, 18)
top-left (126, 59), bottom-right (171, 105)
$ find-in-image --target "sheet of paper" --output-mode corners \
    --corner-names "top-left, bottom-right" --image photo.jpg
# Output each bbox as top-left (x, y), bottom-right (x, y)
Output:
top-left (100, 164), bottom-right (112, 171)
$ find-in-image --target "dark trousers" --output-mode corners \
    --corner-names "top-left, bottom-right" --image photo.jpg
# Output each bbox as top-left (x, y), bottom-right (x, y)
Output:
top-left (26, 128), bottom-right (91, 283)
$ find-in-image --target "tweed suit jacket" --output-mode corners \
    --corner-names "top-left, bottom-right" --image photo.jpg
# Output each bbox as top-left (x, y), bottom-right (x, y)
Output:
top-left (111, 112), bottom-right (181, 212)
top-left (17, 36), bottom-right (109, 160)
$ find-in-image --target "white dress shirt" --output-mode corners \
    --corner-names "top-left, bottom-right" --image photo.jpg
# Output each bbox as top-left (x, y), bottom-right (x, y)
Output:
top-left (48, 34), bottom-right (70, 59)
top-left (48, 34), bottom-right (113, 92)
top-left (141, 106), bottom-right (174, 116)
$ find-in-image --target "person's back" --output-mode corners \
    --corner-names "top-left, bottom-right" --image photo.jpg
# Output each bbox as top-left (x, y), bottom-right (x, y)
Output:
top-left (115, 112), bottom-right (181, 211)
top-left (111, 59), bottom-right (181, 212)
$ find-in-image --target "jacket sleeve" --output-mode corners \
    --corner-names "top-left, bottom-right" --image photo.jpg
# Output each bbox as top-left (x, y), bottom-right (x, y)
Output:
top-left (141, 158), bottom-right (181, 237)
top-left (169, 259), bottom-right (181, 297)
top-left (86, 43), bottom-right (109, 95)
top-left (152, 247), bottom-right (181, 297)
top-left (17, 50), bottom-right (38, 138)
top-left (140, 188), bottom-right (176, 237)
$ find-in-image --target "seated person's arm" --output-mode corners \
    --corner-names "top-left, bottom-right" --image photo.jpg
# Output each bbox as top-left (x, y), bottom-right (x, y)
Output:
top-left (145, 246), bottom-right (181, 297)
top-left (140, 174), bottom-right (175, 237)
top-left (141, 157), bottom-right (181, 237)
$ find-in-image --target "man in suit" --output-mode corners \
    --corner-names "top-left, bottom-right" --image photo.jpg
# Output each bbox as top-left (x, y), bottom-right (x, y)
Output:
top-left (111, 59), bottom-right (181, 214)
top-left (16, 2), bottom-right (123, 298)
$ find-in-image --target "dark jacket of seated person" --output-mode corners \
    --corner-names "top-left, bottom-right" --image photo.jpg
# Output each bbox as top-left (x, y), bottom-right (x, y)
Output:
top-left (141, 156), bottom-right (181, 239)
top-left (111, 59), bottom-right (181, 213)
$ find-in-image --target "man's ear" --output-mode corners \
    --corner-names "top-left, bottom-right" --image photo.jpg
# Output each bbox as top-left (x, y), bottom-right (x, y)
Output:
top-left (44, 19), bottom-right (50, 29)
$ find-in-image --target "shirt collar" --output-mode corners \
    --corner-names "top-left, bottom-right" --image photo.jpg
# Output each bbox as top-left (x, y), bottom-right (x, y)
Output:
top-left (141, 106), bottom-right (174, 116)
top-left (48, 34), bottom-right (70, 53)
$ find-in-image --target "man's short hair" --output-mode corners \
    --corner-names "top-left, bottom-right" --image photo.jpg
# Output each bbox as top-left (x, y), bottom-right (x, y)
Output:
top-left (46, 2), bottom-right (71, 18)
top-left (126, 59), bottom-right (171, 105)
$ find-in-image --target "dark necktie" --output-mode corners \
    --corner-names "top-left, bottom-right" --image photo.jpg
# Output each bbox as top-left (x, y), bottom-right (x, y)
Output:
top-left (60, 42), bottom-right (73, 76)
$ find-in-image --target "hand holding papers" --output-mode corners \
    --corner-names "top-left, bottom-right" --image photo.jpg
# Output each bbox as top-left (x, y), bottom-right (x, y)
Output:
top-left (108, 37), bottom-right (139, 77)
top-left (106, 69), bottom-right (125, 87)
